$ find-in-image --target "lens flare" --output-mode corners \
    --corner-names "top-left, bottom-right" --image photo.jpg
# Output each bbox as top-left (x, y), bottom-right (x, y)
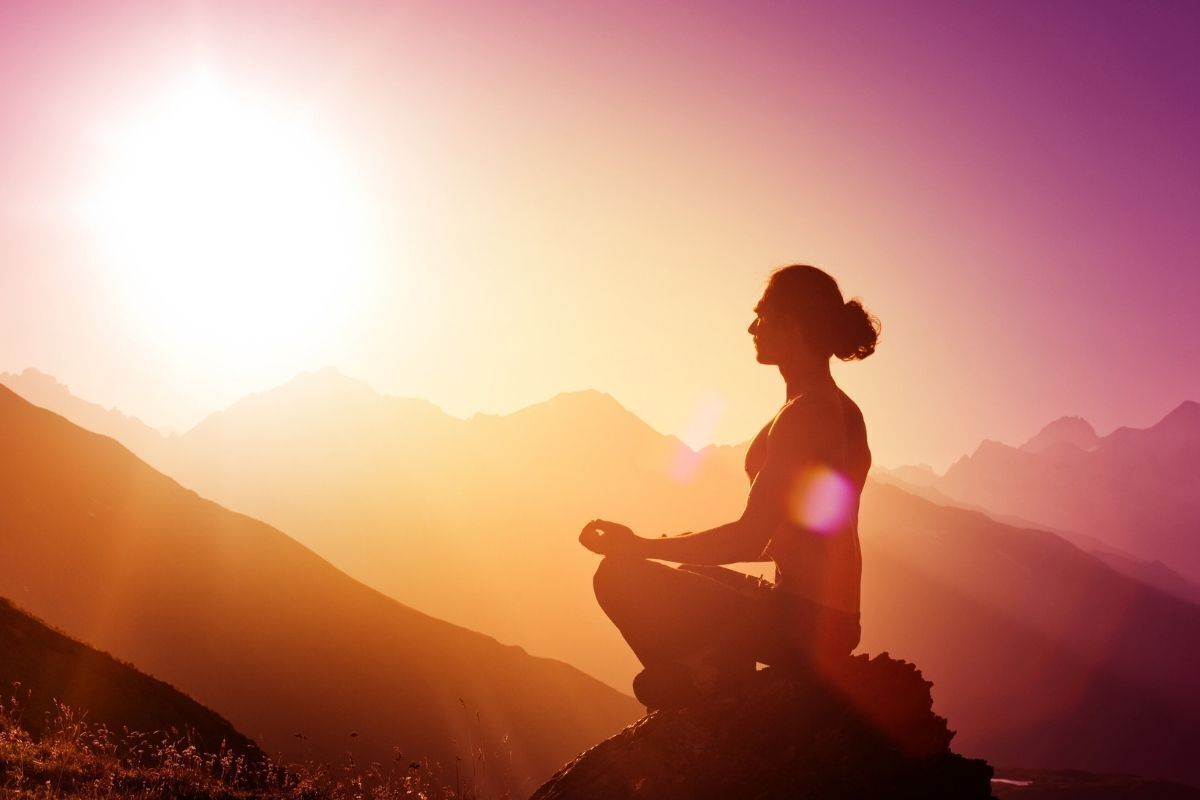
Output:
top-left (668, 391), bottom-right (724, 482)
top-left (669, 444), bottom-right (703, 482)
top-left (788, 465), bottom-right (855, 534)
top-left (80, 66), bottom-right (378, 369)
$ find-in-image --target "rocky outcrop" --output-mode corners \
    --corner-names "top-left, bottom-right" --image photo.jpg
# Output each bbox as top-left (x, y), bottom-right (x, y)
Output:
top-left (532, 653), bottom-right (993, 800)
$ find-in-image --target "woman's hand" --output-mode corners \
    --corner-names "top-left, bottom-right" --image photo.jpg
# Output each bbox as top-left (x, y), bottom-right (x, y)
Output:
top-left (579, 519), bottom-right (644, 557)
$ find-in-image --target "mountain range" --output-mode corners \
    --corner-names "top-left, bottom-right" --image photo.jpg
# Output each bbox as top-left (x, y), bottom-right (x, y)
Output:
top-left (859, 482), bottom-right (1200, 782)
top-left (17, 366), bottom-right (744, 690)
top-left (881, 402), bottom-right (1200, 584)
top-left (0, 384), bottom-right (640, 796)
top-left (3, 368), bottom-right (1199, 784)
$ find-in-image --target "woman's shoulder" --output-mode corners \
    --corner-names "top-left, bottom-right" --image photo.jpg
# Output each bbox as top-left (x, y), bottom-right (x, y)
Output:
top-left (774, 383), bottom-right (842, 423)
top-left (770, 384), bottom-right (864, 448)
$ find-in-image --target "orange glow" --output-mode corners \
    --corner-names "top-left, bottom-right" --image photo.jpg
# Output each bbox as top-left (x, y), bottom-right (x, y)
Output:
top-left (668, 392), bottom-right (724, 481)
top-left (81, 68), bottom-right (379, 369)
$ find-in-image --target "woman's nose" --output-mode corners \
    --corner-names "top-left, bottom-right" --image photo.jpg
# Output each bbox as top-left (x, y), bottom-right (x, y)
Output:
top-left (747, 318), bottom-right (758, 334)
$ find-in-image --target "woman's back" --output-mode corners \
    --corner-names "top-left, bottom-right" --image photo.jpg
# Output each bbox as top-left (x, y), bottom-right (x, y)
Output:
top-left (583, 263), bottom-right (879, 705)
top-left (746, 383), bottom-right (870, 614)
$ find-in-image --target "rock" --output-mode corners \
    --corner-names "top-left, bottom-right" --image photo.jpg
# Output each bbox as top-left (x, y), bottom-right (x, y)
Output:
top-left (531, 653), bottom-right (993, 800)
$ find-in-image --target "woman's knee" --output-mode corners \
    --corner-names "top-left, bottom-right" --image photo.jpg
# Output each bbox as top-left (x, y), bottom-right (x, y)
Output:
top-left (593, 555), bottom-right (625, 600)
top-left (593, 555), bottom-right (653, 608)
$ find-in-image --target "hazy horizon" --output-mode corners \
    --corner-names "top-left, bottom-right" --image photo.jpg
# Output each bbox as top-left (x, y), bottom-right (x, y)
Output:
top-left (2, 0), bottom-right (1198, 471)
top-left (3, 3), bottom-right (1200, 795)
top-left (5, 366), bottom-right (1199, 787)
top-left (3, 363), bottom-right (1197, 473)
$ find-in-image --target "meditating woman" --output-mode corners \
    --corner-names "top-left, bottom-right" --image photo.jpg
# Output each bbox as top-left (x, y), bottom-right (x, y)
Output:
top-left (579, 264), bottom-right (879, 710)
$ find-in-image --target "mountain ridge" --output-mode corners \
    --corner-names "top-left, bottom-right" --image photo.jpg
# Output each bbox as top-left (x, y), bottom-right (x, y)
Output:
top-left (0, 384), bottom-right (641, 795)
top-left (6, 371), bottom-right (1200, 783)
top-left (0, 595), bottom-right (258, 756)
top-left (1019, 415), bottom-right (1100, 454)
top-left (935, 398), bottom-right (1200, 580)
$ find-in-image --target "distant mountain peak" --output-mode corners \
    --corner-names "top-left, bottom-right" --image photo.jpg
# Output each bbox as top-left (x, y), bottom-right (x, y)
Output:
top-left (884, 463), bottom-right (941, 487)
top-left (286, 365), bottom-right (374, 391)
top-left (283, 367), bottom-right (446, 413)
top-left (548, 390), bottom-right (661, 429)
top-left (3, 367), bottom-right (70, 395)
top-left (1102, 400), bottom-right (1200, 446)
top-left (185, 367), bottom-right (452, 437)
top-left (273, 368), bottom-right (443, 411)
top-left (549, 388), bottom-right (623, 407)
top-left (1157, 400), bottom-right (1200, 428)
top-left (475, 389), bottom-right (671, 444)
top-left (0, 368), bottom-right (168, 450)
top-left (974, 438), bottom-right (1012, 456)
top-left (504, 389), bottom-right (632, 420)
top-left (16, 365), bottom-right (58, 381)
top-left (1020, 415), bottom-right (1099, 454)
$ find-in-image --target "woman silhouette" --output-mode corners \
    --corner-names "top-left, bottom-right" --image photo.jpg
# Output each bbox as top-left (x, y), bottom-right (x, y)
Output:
top-left (579, 264), bottom-right (879, 710)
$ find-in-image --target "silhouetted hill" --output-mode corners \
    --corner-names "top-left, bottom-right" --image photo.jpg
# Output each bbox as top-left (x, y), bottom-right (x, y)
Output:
top-left (144, 369), bottom-right (749, 689)
top-left (9, 371), bottom-right (1200, 784)
top-left (871, 467), bottom-right (1200, 605)
top-left (0, 596), bottom-right (256, 755)
top-left (153, 375), bottom-right (1200, 783)
top-left (1019, 416), bottom-right (1100, 455)
top-left (0, 368), bottom-right (170, 463)
top-left (532, 654), bottom-right (993, 800)
top-left (939, 402), bottom-right (1200, 581)
top-left (0, 385), bottom-right (641, 796)
top-left (860, 482), bottom-right (1200, 785)
top-left (887, 462), bottom-right (941, 487)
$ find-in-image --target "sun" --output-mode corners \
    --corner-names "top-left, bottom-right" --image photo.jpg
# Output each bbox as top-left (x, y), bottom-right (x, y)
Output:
top-left (83, 68), bottom-right (378, 368)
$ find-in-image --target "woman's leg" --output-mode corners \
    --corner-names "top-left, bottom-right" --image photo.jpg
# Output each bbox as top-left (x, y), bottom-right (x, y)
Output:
top-left (593, 556), bottom-right (770, 671)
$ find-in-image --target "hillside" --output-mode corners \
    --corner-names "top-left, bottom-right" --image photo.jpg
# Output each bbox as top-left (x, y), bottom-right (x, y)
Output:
top-left (937, 403), bottom-right (1200, 581)
top-left (0, 385), bottom-right (641, 796)
top-left (0, 595), bottom-right (256, 755)
top-left (9, 371), bottom-right (1200, 783)
top-left (147, 369), bottom-right (749, 689)
top-left (0, 368), bottom-right (170, 464)
top-left (871, 467), bottom-right (1200, 605)
top-left (860, 483), bottom-right (1200, 784)
top-left (533, 654), bottom-right (994, 800)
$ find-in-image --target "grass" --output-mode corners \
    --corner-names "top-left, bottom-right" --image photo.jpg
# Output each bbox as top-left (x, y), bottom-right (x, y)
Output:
top-left (0, 687), bottom-right (476, 800)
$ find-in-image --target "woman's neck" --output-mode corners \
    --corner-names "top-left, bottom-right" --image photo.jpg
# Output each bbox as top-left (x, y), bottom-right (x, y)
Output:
top-left (780, 358), bottom-right (833, 402)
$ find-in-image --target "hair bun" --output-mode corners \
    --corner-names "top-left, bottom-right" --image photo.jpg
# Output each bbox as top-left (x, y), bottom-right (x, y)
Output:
top-left (763, 265), bottom-right (881, 361)
top-left (834, 299), bottom-right (881, 361)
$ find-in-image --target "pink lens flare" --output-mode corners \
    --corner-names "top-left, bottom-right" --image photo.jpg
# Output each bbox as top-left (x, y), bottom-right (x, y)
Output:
top-left (667, 392), bottom-right (724, 482)
top-left (669, 442), bottom-right (704, 482)
top-left (788, 465), bottom-right (855, 534)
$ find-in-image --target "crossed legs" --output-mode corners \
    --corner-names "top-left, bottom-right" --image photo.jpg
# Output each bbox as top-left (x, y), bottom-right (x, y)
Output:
top-left (593, 556), bottom-right (781, 706)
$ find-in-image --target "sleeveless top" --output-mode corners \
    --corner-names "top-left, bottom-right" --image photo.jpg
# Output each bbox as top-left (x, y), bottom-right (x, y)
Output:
top-left (743, 382), bottom-right (871, 615)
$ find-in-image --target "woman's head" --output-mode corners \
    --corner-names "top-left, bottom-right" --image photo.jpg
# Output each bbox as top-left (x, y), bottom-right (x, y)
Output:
top-left (748, 265), bottom-right (880, 364)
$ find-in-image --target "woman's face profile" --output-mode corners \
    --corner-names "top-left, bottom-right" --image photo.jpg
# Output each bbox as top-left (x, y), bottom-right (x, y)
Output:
top-left (748, 295), bottom-right (785, 365)
top-left (749, 292), bottom-right (816, 365)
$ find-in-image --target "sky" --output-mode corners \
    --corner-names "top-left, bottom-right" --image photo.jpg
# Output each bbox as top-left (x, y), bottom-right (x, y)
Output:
top-left (1, 0), bottom-right (1197, 470)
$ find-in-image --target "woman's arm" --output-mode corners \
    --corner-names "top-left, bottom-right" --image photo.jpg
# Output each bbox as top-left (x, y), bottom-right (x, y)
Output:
top-left (637, 519), bottom-right (771, 565)
top-left (584, 488), bottom-right (779, 565)
top-left (581, 395), bottom-right (841, 564)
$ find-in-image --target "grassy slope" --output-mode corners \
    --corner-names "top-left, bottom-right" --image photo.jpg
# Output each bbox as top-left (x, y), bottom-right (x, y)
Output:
top-left (0, 385), bottom-right (641, 796)
top-left (0, 596), bottom-right (257, 756)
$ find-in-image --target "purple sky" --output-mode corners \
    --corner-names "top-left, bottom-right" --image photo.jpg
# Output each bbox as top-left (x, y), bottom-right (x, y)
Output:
top-left (0, 0), bottom-right (1197, 468)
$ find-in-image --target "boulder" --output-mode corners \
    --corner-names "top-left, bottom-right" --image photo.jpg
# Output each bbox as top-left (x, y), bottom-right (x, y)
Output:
top-left (532, 653), bottom-right (993, 800)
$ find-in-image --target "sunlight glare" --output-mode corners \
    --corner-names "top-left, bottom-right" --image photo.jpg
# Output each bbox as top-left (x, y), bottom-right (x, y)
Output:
top-left (668, 391), bottom-right (725, 481)
top-left (83, 68), bottom-right (378, 367)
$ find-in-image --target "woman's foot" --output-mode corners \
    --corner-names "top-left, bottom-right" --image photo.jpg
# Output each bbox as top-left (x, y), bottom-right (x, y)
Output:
top-left (633, 659), bottom-right (755, 711)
